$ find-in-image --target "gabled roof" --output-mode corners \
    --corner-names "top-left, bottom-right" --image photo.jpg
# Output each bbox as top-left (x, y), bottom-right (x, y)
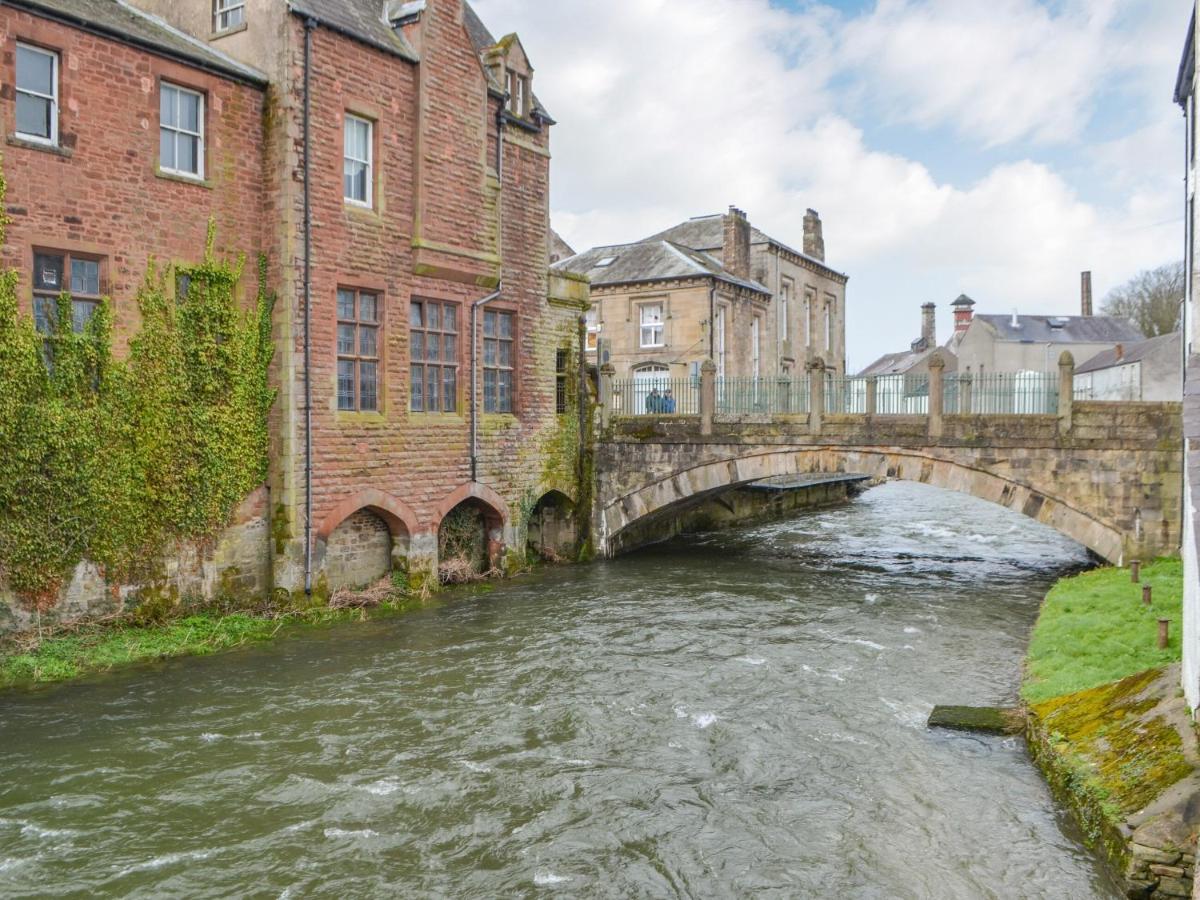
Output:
top-left (857, 346), bottom-right (955, 378)
top-left (974, 314), bottom-right (1143, 344)
top-left (6, 0), bottom-right (268, 85)
top-left (462, 2), bottom-right (553, 121)
top-left (289, 0), bottom-right (419, 61)
top-left (1175, 9), bottom-right (1195, 107)
top-left (1075, 332), bottom-right (1182, 374)
top-left (553, 240), bottom-right (770, 295)
top-left (642, 214), bottom-right (846, 280)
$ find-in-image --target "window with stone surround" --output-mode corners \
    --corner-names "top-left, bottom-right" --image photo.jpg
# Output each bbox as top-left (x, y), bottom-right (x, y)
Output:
top-left (16, 43), bottom-right (58, 145)
top-left (483, 309), bottom-right (515, 414)
top-left (508, 71), bottom-right (529, 117)
top-left (343, 114), bottom-right (373, 207)
top-left (585, 307), bottom-right (600, 352)
top-left (337, 288), bottom-right (380, 412)
top-left (213, 0), bottom-right (245, 32)
top-left (410, 299), bottom-right (458, 413)
top-left (778, 280), bottom-right (791, 343)
top-left (160, 82), bottom-right (205, 179)
top-left (32, 250), bottom-right (102, 335)
top-left (639, 302), bottom-right (664, 349)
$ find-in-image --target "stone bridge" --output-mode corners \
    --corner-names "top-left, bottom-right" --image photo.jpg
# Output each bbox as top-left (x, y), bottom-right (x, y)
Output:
top-left (593, 359), bottom-right (1183, 563)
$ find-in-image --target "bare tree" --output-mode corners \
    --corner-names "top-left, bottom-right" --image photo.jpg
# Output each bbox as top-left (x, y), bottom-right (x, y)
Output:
top-left (1100, 261), bottom-right (1184, 338)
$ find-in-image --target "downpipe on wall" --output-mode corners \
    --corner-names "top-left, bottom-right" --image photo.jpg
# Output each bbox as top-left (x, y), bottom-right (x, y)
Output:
top-left (303, 17), bottom-right (316, 596)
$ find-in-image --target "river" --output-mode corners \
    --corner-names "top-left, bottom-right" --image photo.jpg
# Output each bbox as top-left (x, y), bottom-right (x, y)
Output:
top-left (0, 481), bottom-right (1119, 898)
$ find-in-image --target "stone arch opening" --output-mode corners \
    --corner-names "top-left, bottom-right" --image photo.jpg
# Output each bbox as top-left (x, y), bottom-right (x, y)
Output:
top-left (438, 498), bottom-right (505, 583)
top-left (527, 490), bottom-right (577, 562)
top-left (325, 508), bottom-right (397, 592)
top-left (600, 447), bottom-right (1123, 563)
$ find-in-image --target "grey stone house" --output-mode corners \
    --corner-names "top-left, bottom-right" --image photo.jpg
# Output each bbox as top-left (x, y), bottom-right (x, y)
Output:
top-left (1074, 332), bottom-right (1183, 402)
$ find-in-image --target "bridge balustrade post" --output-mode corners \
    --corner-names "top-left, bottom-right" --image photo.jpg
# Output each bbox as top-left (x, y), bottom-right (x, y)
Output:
top-left (599, 362), bottom-right (615, 430)
top-left (807, 358), bottom-right (825, 437)
top-left (700, 359), bottom-right (716, 436)
top-left (1057, 351), bottom-right (1074, 436)
top-left (927, 352), bottom-right (945, 440)
top-left (865, 376), bottom-right (878, 419)
top-left (960, 373), bottom-right (973, 415)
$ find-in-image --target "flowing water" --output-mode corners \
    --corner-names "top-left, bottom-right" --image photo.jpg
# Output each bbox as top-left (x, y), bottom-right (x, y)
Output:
top-left (0, 482), bottom-right (1120, 899)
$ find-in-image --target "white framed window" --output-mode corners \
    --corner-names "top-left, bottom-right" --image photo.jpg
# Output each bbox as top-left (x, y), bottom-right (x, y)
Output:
top-left (508, 71), bottom-right (529, 117)
top-left (16, 43), bottom-right (58, 145)
top-left (213, 0), bottom-right (245, 32)
top-left (825, 294), bottom-right (835, 352)
top-left (639, 302), bottom-right (664, 348)
top-left (585, 307), bottom-right (600, 352)
top-left (715, 304), bottom-right (727, 379)
top-left (778, 281), bottom-right (790, 342)
top-left (751, 317), bottom-right (761, 379)
top-left (343, 114), bottom-right (373, 207)
top-left (804, 286), bottom-right (815, 347)
top-left (160, 82), bottom-right (204, 178)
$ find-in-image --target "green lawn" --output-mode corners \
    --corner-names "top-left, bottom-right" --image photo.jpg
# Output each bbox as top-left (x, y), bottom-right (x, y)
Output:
top-left (1021, 558), bottom-right (1182, 704)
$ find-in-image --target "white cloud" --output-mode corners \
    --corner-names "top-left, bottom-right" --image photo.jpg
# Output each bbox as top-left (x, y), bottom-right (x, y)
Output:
top-left (472, 0), bottom-right (1189, 366)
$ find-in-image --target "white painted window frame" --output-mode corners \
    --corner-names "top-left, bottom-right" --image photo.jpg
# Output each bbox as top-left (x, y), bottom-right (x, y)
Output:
top-left (213, 0), bottom-right (245, 33)
top-left (639, 301), bottom-right (665, 349)
top-left (343, 113), bottom-right (374, 208)
top-left (15, 43), bottom-right (58, 146)
top-left (160, 82), bottom-right (205, 180)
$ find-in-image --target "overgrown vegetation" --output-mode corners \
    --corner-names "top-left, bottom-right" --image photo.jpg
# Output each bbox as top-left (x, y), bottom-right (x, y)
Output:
top-left (0, 578), bottom-right (429, 689)
top-left (0, 189), bottom-right (274, 610)
top-left (438, 503), bottom-right (489, 584)
top-left (1022, 559), bottom-right (1182, 704)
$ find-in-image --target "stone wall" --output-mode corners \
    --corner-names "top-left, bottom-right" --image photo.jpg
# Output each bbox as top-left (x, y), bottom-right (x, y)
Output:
top-left (596, 402), bottom-right (1183, 563)
top-left (0, 488), bottom-right (271, 635)
top-left (324, 509), bottom-right (393, 592)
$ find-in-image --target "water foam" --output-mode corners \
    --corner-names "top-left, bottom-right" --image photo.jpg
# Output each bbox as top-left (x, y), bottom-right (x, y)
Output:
top-left (534, 871), bottom-right (572, 886)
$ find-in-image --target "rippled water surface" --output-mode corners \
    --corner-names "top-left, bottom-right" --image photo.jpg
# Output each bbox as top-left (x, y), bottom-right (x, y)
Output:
top-left (0, 482), bottom-right (1119, 898)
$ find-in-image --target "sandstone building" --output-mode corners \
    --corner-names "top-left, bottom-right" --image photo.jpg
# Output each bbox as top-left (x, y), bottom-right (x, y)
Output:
top-left (0, 0), bottom-right (589, 625)
top-left (555, 207), bottom-right (848, 393)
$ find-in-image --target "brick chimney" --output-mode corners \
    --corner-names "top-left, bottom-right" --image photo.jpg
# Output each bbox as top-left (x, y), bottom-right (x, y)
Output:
top-left (921, 302), bottom-right (936, 348)
top-left (951, 294), bottom-right (975, 334)
top-left (723, 206), bottom-right (751, 280)
top-left (1081, 271), bottom-right (1093, 317)
top-left (803, 208), bottom-right (825, 261)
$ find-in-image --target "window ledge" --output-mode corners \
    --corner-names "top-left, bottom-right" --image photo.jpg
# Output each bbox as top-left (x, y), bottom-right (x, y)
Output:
top-left (344, 202), bottom-right (382, 223)
top-left (335, 410), bottom-right (387, 426)
top-left (210, 22), bottom-right (248, 40)
top-left (7, 134), bottom-right (70, 157)
top-left (409, 412), bottom-right (466, 424)
top-left (156, 168), bottom-right (213, 189)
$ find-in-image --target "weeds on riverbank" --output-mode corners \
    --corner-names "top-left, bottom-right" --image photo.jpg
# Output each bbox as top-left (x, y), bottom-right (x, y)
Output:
top-left (0, 576), bottom-right (428, 689)
top-left (1022, 558), bottom-right (1182, 704)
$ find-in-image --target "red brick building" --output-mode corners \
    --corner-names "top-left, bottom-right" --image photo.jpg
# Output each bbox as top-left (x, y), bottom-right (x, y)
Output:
top-left (2, 0), bottom-right (590, 612)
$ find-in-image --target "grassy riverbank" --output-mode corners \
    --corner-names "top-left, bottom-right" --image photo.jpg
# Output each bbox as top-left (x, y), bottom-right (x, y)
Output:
top-left (1021, 560), bottom-right (1198, 897)
top-left (1022, 558), bottom-right (1182, 704)
top-left (0, 587), bottom-right (436, 690)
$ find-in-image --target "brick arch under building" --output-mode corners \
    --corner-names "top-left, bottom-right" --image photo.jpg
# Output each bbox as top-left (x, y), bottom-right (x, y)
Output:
top-left (316, 489), bottom-right (419, 591)
top-left (433, 483), bottom-right (512, 575)
top-left (597, 447), bottom-right (1125, 564)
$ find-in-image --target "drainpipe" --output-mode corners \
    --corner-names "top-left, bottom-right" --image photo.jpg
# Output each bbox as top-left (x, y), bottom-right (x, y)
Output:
top-left (469, 93), bottom-right (510, 482)
top-left (302, 17), bottom-right (316, 596)
top-left (708, 284), bottom-right (716, 360)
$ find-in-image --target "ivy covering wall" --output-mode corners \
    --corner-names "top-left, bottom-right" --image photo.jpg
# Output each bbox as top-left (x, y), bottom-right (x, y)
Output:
top-left (0, 165), bottom-right (274, 611)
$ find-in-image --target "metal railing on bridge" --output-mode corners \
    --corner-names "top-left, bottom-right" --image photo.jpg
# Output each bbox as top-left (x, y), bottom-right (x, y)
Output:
top-left (943, 372), bottom-right (1058, 415)
top-left (609, 372), bottom-right (1062, 418)
top-left (718, 376), bottom-right (811, 415)
top-left (610, 377), bottom-right (700, 416)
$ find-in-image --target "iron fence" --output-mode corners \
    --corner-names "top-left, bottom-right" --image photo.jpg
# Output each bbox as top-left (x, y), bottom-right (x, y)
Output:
top-left (874, 374), bottom-right (929, 415)
top-left (944, 372), bottom-right (1058, 414)
top-left (824, 375), bottom-right (869, 414)
top-left (610, 377), bottom-right (700, 416)
top-left (718, 377), bottom-right (810, 415)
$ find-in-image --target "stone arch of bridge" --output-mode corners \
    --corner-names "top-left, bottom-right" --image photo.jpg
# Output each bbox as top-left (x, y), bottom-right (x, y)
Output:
top-left (600, 447), bottom-right (1124, 563)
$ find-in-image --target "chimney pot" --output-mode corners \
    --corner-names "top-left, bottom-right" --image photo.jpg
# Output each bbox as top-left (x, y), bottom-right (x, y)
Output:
top-left (1115, 343), bottom-right (1124, 361)
top-left (921, 302), bottom-right (936, 348)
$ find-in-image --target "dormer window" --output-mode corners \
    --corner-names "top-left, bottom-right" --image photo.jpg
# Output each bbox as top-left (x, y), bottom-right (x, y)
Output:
top-left (507, 71), bottom-right (529, 117)
top-left (213, 0), bottom-right (244, 33)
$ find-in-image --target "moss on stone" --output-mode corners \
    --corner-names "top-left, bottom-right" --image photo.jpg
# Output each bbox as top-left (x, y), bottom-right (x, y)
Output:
top-left (1027, 668), bottom-right (1194, 876)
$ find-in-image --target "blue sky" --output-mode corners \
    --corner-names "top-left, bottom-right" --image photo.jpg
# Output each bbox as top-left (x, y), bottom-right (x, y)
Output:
top-left (474, 0), bottom-right (1191, 369)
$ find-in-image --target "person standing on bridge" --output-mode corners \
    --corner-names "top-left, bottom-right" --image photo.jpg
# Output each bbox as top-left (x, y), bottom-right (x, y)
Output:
top-left (646, 388), bottom-right (662, 414)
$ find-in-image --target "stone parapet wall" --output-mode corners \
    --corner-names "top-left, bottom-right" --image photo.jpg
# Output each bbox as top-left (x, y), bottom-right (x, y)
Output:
top-left (598, 404), bottom-right (1182, 563)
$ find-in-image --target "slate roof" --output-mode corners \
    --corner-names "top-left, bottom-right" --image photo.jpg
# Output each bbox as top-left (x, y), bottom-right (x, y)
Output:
top-left (1075, 332), bottom-right (1182, 375)
top-left (289, 0), bottom-right (418, 61)
top-left (642, 214), bottom-right (845, 279)
top-left (6, 0), bottom-right (267, 84)
top-left (975, 314), bottom-right (1144, 344)
top-left (858, 349), bottom-right (927, 378)
top-left (553, 240), bottom-right (770, 295)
